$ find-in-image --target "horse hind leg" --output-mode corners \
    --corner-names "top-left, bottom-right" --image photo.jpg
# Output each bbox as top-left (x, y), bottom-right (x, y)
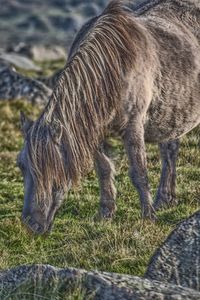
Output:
top-left (154, 139), bottom-right (180, 211)
top-left (94, 145), bottom-right (117, 219)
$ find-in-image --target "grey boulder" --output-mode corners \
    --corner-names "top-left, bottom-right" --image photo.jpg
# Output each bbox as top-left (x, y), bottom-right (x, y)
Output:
top-left (145, 211), bottom-right (200, 291)
top-left (1, 264), bottom-right (200, 300)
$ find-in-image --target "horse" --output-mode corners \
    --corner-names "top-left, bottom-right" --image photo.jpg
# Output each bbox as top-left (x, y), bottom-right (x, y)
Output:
top-left (18, 0), bottom-right (200, 234)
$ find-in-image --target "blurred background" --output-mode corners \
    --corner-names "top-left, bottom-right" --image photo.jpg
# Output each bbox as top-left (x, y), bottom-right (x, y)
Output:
top-left (0, 0), bottom-right (109, 54)
top-left (0, 0), bottom-right (143, 57)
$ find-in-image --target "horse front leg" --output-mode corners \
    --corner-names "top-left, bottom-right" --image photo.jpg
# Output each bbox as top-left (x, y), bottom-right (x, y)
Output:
top-left (94, 147), bottom-right (117, 219)
top-left (154, 139), bottom-right (180, 210)
top-left (123, 121), bottom-right (156, 220)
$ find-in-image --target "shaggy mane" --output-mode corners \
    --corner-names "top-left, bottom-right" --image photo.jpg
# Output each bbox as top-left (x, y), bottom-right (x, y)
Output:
top-left (27, 0), bottom-right (150, 202)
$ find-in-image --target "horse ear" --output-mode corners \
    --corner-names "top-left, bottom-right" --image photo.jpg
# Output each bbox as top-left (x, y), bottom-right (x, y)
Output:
top-left (20, 111), bottom-right (33, 136)
top-left (49, 120), bottom-right (63, 144)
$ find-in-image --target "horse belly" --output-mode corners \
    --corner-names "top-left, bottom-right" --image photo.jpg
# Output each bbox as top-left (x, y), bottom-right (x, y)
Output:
top-left (144, 93), bottom-right (200, 143)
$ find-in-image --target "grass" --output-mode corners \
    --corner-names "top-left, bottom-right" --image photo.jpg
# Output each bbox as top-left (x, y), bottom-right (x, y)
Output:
top-left (0, 63), bottom-right (199, 281)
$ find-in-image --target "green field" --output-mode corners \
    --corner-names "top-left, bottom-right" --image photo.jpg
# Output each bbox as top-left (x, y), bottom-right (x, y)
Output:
top-left (0, 63), bottom-right (199, 278)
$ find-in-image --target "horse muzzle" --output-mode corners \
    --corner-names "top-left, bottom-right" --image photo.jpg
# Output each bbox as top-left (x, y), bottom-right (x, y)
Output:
top-left (21, 212), bottom-right (52, 235)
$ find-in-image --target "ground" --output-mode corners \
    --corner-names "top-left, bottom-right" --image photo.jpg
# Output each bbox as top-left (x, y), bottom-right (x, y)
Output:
top-left (0, 61), bottom-right (199, 277)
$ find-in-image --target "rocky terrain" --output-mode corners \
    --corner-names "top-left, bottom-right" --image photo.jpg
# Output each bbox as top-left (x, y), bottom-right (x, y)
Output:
top-left (1, 211), bottom-right (200, 299)
top-left (0, 0), bottom-right (144, 50)
top-left (0, 0), bottom-right (108, 50)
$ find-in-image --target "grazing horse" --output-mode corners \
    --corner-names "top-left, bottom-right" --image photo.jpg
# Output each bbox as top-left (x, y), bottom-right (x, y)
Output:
top-left (18, 0), bottom-right (200, 234)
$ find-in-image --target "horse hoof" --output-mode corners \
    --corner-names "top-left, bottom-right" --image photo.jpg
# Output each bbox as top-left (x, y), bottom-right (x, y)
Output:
top-left (143, 207), bottom-right (158, 223)
top-left (94, 207), bottom-right (115, 221)
top-left (153, 197), bottom-right (178, 211)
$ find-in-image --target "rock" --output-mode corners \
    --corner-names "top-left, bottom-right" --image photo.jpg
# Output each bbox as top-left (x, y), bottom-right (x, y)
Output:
top-left (1, 264), bottom-right (200, 300)
top-left (0, 61), bottom-right (51, 105)
top-left (18, 15), bottom-right (49, 32)
top-left (13, 44), bottom-right (67, 62)
top-left (49, 15), bottom-right (78, 32)
top-left (145, 210), bottom-right (200, 291)
top-left (0, 53), bottom-right (41, 71)
top-left (31, 45), bottom-right (66, 62)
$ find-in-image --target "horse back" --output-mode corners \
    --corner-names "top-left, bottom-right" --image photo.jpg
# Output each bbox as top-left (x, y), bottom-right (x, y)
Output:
top-left (135, 0), bottom-right (200, 42)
